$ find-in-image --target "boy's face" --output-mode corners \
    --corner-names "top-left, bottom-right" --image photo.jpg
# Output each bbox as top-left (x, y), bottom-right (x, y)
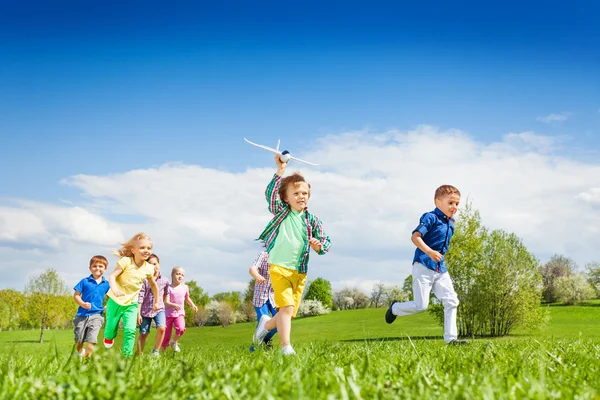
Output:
top-left (284, 182), bottom-right (310, 212)
top-left (133, 238), bottom-right (153, 261)
top-left (435, 193), bottom-right (461, 219)
top-left (89, 262), bottom-right (107, 279)
top-left (148, 257), bottom-right (160, 278)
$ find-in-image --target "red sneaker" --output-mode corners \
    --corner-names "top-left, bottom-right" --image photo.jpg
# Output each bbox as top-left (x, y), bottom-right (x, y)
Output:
top-left (103, 338), bottom-right (114, 348)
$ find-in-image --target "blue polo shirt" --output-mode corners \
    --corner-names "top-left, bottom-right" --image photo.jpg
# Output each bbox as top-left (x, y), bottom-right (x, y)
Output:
top-left (412, 208), bottom-right (455, 273)
top-left (73, 275), bottom-right (110, 317)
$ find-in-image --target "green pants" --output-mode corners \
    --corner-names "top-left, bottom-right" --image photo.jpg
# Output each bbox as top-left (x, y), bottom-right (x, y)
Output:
top-left (104, 298), bottom-right (138, 357)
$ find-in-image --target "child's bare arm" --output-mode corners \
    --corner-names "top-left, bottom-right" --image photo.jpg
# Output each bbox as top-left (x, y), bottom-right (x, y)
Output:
top-left (73, 290), bottom-right (91, 309)
top-left (249, 265), bottom-right (266, 282)
top-left (108, 264), bottom-right (125, 296)
top-left (148, 276), bottom-right (160, 311)
top-left (411, 232), bottom-right (442, 262)
top-left (185, 293), bottom-right (198, 312)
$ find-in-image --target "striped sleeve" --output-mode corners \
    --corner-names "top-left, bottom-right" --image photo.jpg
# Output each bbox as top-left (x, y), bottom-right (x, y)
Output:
top-left (311, 214), bottom-right (331, 255)
top-left (265, 174), bottom-right (284, 215)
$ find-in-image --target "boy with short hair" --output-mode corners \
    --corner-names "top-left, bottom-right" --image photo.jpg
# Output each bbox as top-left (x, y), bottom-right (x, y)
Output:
top-left (73, 255), bottom-right (111, 358)
top-left (386, 185), bottom-right (468, 345)
top-left (248, 250), bottom-right (277, 351)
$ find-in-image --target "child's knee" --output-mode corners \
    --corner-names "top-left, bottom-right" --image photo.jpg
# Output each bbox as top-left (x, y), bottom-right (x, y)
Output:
top-left (280, 305), bottom-right (295, 316)
top-left (156, 326), bottom-right (166, 333)
top-left (175, 326), bottom-right (186, 336)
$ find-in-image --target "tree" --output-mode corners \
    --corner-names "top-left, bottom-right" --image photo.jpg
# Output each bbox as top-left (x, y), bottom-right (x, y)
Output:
top-left (0, 289), bottom-right (26, 330)
top-left (25, 269), bottom-right (69, 343)
top-left (585, 262), bottom-right (600, 298)
top-left (304, 278), bottom-right (333, 309)
top-left (539, 254), bottom-right (576, 303)
top-left (212, 291), bottom-right (242, 311)
top-left (370, 283), bottom-right (385, 308)
top-left (553, 274), bottom-right (596, 305)
top-left (334, 288), bottom-right (370, 310)
top-left (430, 202), bottom-right (546, 337)
top-left (244, 280), bottom-right (256, 303)
top-left (185, 281), bottom-right (210, 327)
top-left (402, 275), bottom-right (413, 301)
top-left (381, 285), bottom-right (408, 306)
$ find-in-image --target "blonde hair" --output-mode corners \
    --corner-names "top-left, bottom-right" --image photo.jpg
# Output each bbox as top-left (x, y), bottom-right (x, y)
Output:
top-left (171, 266), bottom-right (185, 280)
top-left (114, 232), bottom-right (152, 258)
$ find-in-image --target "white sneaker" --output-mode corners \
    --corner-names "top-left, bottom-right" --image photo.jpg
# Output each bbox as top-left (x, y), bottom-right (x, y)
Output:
top-left (77, 349), bottom-right (86, 358)
top-left (151, 350), bottom-right (160, 357)
top-left (253, 315), bottom-right (271, 346)
top-left (280, 345), bottom-right (296, 356)
top-left (170, 341), bottom-right (181, 352)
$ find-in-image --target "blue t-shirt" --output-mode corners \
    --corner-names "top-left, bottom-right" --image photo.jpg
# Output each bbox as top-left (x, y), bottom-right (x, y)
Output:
top-left (73, 275), bottom-right (110, 317)
top-left (412, 208), bottom-right (455, 273)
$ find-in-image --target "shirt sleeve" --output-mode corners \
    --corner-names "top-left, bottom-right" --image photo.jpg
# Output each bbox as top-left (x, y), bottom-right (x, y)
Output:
top-left (311, 215), bottom-right (331, 255)
top-left (73, 279), bottom-right (85, 294)
top-left (265, 174), bottom-right (284, 215)
top-left (413, 212), bottom-right (435, 237)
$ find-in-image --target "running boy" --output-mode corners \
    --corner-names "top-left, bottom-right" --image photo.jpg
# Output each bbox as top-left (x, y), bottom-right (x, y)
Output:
top-left (385, 185), bottom-right (467, 345)
top-left (249, 250), bottom-right (277, 351)
top-left (104, 233), bottom-right (160, 357)
top-left (253, 153), bottom-right (331, 355)
top-left (72, 255), bottom-right (110, 358)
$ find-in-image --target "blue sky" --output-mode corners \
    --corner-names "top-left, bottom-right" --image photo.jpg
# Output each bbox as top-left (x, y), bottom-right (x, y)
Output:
top-left (0, 1), bottom-right (599, 292)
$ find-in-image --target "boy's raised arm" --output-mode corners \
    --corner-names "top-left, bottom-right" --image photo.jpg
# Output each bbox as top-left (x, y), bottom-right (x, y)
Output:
top-left (266, 153), bottom-right (286, 215)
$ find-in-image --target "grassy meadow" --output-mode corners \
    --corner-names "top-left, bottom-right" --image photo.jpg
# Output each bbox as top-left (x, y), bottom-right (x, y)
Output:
top-left (1, 302), bottom-right (599, 399)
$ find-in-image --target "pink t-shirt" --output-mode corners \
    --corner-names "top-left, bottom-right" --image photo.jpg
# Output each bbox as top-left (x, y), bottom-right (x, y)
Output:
top-left (165, 283), bottom-right (189, 318)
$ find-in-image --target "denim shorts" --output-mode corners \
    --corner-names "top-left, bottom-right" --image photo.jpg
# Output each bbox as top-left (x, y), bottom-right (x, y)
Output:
top-left (139, 310), bottom-right (166, 334)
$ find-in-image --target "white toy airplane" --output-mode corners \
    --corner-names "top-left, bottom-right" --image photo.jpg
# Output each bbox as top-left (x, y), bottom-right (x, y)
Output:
top-left (244, 138), bottom-right (319, 166)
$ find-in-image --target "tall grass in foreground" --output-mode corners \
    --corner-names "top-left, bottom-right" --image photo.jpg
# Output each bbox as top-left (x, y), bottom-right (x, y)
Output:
top-left (1, 338), bottom-right (598, 399)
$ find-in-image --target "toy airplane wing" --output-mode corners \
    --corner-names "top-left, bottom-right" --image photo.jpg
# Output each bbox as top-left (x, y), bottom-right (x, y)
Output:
top-left (290, 155), bottom-right (319, 166)
top-left (244, 138), bottom-right (279, 154)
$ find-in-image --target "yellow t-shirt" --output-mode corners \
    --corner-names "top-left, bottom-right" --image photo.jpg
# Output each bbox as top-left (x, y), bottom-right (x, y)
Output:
top-left (107, 257), bottom-right (154, 306)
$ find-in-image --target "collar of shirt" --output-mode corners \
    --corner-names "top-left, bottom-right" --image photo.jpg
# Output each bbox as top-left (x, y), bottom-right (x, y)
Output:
top-left (85, 274), bottom-right (107, 284)
top-left (433, 207), bottom-right (454, 223)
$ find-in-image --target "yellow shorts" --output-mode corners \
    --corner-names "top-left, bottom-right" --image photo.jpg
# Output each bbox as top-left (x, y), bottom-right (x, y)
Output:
top-left (269, 264), bottom-right (307, 318)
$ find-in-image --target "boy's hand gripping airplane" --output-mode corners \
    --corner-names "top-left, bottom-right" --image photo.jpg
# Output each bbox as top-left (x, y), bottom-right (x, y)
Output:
top-left (244, 138), bottom-right (319, 166)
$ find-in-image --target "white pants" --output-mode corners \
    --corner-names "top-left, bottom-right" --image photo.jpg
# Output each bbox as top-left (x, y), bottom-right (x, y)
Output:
top-left (392, 262), bottom-right (459, 343)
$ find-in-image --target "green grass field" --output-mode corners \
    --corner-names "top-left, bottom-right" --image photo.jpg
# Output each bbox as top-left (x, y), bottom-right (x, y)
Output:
top-left (1, 302), bottom-right (599, 399)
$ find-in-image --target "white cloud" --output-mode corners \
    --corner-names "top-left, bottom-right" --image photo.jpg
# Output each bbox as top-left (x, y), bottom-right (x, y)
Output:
top-left (2, 126), bottom-right (600, 296)
top-left (536, 112), bottom-right (572, 123)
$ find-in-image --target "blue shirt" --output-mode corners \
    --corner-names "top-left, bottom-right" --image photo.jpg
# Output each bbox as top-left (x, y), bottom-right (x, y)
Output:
top-left (73, 275), bottom-right (110, 317)
top-left (412, 208), bottom-right (455, 273)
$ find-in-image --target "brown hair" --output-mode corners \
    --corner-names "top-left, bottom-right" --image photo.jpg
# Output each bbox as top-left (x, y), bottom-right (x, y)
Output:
top-left (89, 255), bottom-right (108, 268)
top-left (434, 185), bottom-right (461, 200)
top-left (147, 254), bottom-right (160, 263)
top-left (278, 172), bottom-right (311, 204)
top-left (114, 232), bottom-right (152, 258)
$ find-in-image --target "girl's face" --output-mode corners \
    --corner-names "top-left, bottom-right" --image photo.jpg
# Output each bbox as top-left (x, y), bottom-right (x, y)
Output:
top-left (133, 238), bottom-right (153, 261)
top-left (284, 182), bottom-right (310, 212)
top-left (147, 257), bottom-right (160, 278)
top-left (172, 269), bottom-right (185, 284)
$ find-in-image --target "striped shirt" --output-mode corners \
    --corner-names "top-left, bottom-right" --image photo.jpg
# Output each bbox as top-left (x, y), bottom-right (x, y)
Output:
top-left (257, 173), bottom-right (331, 274)
top-left (252, 251), bottom-right (276, 307)
top-left (138, 274), bottom-right (170, 318)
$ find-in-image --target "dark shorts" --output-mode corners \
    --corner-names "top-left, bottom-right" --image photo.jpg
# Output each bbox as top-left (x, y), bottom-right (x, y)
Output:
top-left (73, 314), bottom-right (104, 344)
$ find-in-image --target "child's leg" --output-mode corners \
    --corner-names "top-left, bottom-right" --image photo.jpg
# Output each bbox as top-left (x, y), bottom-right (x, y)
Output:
top-left (83, 314), bottom-right (104, 357)
top-left (104, 298), bottom-right (123, 341)
top-left (84, 342), bottom-right (96, 356)
top-left (432, 272), bottom-right (460, 343)
top-left (137, 316), bottom-right (151, 354)
top-left (392, 263), bottom-right (435, 316)
top-left (153, 311), bottom-right (166, 352)
top-left (161, 317), bottom-right (174, 349)
top-left (73, 315), bottom-right (86, 353)
top-left (266, 306), bottom-right (293, 347)
top-left (120, 304), bottom-right (139, 357)
top-left (173, 315), bottom-right (186, 341)
top-left (262, 302), bottom-right (278, 342)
